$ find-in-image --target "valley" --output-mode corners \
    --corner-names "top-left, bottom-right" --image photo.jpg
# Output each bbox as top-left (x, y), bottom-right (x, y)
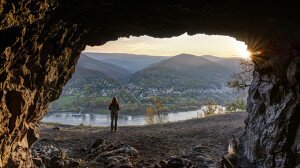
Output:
top-left (50, 53), bottom-right (247, 116)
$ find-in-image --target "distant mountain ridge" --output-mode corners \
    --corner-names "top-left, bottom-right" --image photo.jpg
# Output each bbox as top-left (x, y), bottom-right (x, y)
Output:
top-left (57, 52), bottom-right (245, 106)
top-left (200, 55), bottom-right (241, 72)
top-left (128, 54), bottom-right (236, 89)
top-left (77, 54), bottom-right (132, 80)
top-left (54, 53), bottom-right (246, 112)
top-left (82, 52), bottom-right (170, 73)
top-left (63, 53), bottom-right (242, 94)
top-left (73, 53), bottom-right (242, 87)
top-left (201, 55), bottom-right (227, 62)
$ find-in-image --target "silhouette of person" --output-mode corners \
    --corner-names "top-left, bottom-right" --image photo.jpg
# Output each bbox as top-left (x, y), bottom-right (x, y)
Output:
top-left (109, 97), bottom-right (120, 132)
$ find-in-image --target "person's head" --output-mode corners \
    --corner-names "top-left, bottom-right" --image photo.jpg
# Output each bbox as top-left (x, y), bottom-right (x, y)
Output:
top-left (112, 97), bottom-right (118, 103)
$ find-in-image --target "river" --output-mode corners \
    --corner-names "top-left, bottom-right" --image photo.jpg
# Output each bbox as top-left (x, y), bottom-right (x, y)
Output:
top-left (42, 109), bottom-right (205, 126)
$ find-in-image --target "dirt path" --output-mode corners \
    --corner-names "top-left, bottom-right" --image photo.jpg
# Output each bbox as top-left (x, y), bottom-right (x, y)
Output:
top-left (34, 112), bottom-right (247, 167)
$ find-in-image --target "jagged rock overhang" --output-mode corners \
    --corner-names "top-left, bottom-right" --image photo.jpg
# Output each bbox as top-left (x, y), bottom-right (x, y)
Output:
top-left (50, 0), bottom-right (300, 46)
top-left (0, 0), bottom-right (300, 167)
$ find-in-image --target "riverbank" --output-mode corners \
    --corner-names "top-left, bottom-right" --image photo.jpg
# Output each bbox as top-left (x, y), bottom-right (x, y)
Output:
top-left (42, 109), bottom-right (206, 126)
top-left (33, 112), bottom-right (247, 167)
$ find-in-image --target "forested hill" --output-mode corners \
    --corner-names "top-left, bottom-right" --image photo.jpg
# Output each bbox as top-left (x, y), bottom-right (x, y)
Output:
top-left (77, 54), bottom-right (132, 80)
top-left (53, 53), bottom-right (244, 112)
top-left (64, 66), bottom-right (120, 93)
top-left (128, 54), bottom-right (236, 89)
top-left (83, 52), bottom-right (170, 73)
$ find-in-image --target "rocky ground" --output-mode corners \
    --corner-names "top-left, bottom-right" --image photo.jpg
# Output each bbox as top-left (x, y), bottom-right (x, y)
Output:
top-left (31, 112), bottom-right (247, 168)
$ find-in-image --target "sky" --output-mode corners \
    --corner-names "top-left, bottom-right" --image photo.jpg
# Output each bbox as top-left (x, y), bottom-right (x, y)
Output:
top-left (84, 33), bottom-right (249, 58)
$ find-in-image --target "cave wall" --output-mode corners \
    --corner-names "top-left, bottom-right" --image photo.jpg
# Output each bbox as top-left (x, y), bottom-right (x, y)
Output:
top-left (0, 1), bottom-right (86, 167)
top-left (293, 125), bottom-right (300, 165)
top-left (0, 0), bottom-right (299, 167)
top-left (242, 43), bottom-right (300, 167)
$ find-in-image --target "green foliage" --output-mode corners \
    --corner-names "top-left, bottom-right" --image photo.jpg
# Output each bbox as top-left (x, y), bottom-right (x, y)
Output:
top-left (121, 104), bottom-right (147, 114)
top-left (225, 98), bottom-right (247, 112)
top-left (129, 54), bottom-right (234, 91)
top-left (50, 94), bottom-right (113, 112)
top-left (51, 54), bottom-right (248, 114)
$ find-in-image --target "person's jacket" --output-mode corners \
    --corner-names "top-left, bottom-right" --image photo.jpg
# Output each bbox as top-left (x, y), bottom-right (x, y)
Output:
top-left (109, 103), bottom-right (120, 117)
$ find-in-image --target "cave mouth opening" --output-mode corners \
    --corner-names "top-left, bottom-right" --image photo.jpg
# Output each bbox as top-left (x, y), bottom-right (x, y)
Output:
top-left (45, 33), bottom-right (251, 126)
top-left (1, 1), bottom-right (298, 167)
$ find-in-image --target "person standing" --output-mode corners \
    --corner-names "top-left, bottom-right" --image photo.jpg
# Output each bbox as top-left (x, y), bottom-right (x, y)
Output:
top-left (109, 97), bottom-right (120, 132)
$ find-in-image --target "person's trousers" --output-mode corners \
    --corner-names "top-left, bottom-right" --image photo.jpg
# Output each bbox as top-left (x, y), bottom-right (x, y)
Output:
top-left (111, 115), bottom-right (118, 131)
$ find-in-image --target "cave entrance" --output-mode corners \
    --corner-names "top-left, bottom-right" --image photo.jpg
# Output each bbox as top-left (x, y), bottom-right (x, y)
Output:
top-left (1, 1), bottom-right (298, 167)
top-left (45, 33), bottom-right (251, 126)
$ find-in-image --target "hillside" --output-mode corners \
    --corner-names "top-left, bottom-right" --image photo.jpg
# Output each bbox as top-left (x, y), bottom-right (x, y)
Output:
top-left (201, 55), bottom-right (226, 62)
top-left (52, 53), bottom-right (245, 112)
top-left (129, 54), bottom-right (235, 90)
top-left (201, 55), bottom-right (241, 72)
top-left (83, 52), bottom-right (170, 73)
top-left (63, 66), bottom-right (120, 94)
top-left (216, 58), bottom-right (241, 72)
top-left (78, 54), bottom-right (132, 80)
top-left (60, 54), bottom-right (130, 95)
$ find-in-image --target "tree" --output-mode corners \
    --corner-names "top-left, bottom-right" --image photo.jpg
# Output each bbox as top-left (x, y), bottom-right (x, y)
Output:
top-left (145, 96), bottom-right (168, 125)
top-left (145, 106), bottom-right (155, 125)
top-left (227, 58), bottom-right (254, 90)
top-left (150, 96), bottom-right (165, 113)
top-left (202, 99), bottom-right (224, 117)
top-left (83, 84), bottom-right (90, 95)
top-left (225, 97), bottom-right (247, 112)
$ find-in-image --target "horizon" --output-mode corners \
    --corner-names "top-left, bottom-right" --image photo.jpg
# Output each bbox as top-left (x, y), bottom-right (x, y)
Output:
top-left (84, 33), bottom-right (249, 58)
top-left (82, 51), bottom-right (239, 59)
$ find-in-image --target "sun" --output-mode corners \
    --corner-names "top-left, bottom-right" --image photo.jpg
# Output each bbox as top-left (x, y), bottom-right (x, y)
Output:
top-left (240, 49), bottom-right (251, 59)
top-left (235, 43), bottom-right (251, 59)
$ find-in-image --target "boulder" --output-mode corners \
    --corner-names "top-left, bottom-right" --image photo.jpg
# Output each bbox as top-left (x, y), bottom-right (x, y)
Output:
top-left (87, 139), bottom-right (139, 168)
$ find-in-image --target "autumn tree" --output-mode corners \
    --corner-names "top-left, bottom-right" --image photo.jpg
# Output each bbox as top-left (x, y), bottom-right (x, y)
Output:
top-left (202, 99), bottom-right (221, 117)
top-left (145, 106), bottom-right (156, 125)
top-left (150, 96), bottom-right (164, 113)
top-left (145, 96), bottom-right (168, 125)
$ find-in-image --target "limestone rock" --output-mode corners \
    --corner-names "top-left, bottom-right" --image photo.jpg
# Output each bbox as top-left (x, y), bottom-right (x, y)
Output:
top-left (87, 139), bottom-right (138, 168)
top-left (155, 156), bottom-right (194, 168)
top-left (241, 53), bottom-right (300, 167)
top-left (32, 145), bottom-right (80, 168)
top-left (0, 0), bottom-right (299, 167)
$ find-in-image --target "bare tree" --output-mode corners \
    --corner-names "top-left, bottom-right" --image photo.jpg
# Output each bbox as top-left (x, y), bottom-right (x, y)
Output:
top-left (227, 58), bottom-right (254, 90)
